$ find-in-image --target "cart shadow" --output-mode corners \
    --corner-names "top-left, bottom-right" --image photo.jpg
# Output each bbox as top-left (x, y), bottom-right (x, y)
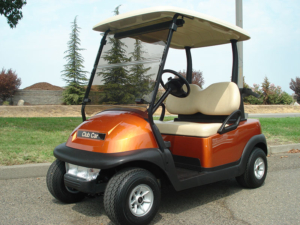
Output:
top-left (53, 178), bottom-right (243, 223)
top-left (150, 178), bottom-right (243, 224)
top-left (52, 195), bottom-right (105, 217)
top-left (73, 195), bottom-right (106, 217)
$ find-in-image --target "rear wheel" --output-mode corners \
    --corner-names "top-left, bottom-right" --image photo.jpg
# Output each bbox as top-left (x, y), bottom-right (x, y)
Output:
top-left (46, 159), bottom-right (85, 203)
top-left (236, 148), bottom-right (267, 188)
top-left (104, 168), bottom-right (160, 225)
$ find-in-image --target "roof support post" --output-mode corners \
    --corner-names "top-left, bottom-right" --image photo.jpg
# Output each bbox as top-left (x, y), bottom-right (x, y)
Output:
top-left (81, 30), bottom-right (109, 121)
top-left (231, 40), bottom-right (238, 84)
top-left (236, 0), bottom-right (244, 88)
top-left (185, 47), bottom-right (193, 84)
top-left (148, 14), bottom-right (180, 151)
top-left (231, 39), bottom-right (246, 120)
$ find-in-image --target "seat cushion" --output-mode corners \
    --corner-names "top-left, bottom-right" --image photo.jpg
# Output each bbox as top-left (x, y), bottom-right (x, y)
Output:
top-left (155, 120), bottom-right (223, 137)
top-left (166, 82), bottom-right (240, 116)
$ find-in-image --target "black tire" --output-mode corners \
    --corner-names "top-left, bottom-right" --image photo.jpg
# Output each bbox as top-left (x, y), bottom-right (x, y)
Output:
top-left (236, 148), bottom-right (268, 188)
top-left (46, 159), bottom-right (85, 203)
top-left (104, 168), bottom-right (161, 225)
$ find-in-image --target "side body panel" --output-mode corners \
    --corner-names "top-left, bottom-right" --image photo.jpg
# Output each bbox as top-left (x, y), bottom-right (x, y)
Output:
top-left (162, 119), bottom-right (262, 168)
top-left (66, 109), bottom-right (158, 153)
top-left (54, 133), bottom-right (267, 191)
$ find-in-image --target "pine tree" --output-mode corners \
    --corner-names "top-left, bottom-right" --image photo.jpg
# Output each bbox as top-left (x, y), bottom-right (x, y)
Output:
top-left (129, 39), bottom-right (152, 98)
top-left (61, 16), bottom-right (87, 105)
top-left (101, 33), bottom-right (129, 85)
top-left (98, 5), bottom-right (133, 104)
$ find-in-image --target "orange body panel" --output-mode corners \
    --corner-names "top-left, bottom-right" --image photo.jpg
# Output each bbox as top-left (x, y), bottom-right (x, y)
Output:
top-left (66, 109), bottom-right (158, 153)
top-left (67, 108), bottom-right (261, 169)
top-left (162, 119), bottom-right (262, 168)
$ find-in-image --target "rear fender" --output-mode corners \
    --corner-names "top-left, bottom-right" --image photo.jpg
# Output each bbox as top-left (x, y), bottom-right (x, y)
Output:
top-left (237, 134), bottom-right (267, 175)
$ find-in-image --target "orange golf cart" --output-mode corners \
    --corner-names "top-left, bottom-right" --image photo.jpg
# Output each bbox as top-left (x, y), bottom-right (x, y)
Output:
top-left (47, 6), bottom-right (267, 225)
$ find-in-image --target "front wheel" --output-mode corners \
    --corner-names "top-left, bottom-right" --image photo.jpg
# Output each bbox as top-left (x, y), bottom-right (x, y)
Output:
top-left (46, 159), bottom-right (85, 203)
top-left (236, 148), bottom-right (268, 188)
top-left (104, 168), bottom-right (161, 225)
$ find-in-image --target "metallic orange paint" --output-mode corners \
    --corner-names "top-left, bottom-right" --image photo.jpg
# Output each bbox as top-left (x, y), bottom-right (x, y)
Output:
top-left (66, 109), bottom-right (158, 153)
top-left (66, 108), bottom-right (261, 169)
top-left (162, 119), bottom-right (262, 168)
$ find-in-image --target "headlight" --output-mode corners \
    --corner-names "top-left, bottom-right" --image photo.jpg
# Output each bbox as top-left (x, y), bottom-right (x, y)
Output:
top-left (65, 163), bottom-right (100, 181)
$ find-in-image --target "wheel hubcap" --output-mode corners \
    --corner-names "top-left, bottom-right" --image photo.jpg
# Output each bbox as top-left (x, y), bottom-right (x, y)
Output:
top-left (129, 184), bottom-right (154, 217)
top-left (254, 157), bottom-right (265, 179)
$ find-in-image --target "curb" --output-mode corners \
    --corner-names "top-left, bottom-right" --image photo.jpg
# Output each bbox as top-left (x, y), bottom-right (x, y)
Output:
top-left (1, 143), bottom-right (299, 180)
top-left (248, 113), bottom-right (300, 118)
top-left (268, 143), bottom-right (300, 154)
top-left (0, 163), bottom-right (51, 180)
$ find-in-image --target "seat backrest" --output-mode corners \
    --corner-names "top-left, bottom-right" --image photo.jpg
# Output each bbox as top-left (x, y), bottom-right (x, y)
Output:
top-left (166, 82), bottom-right (240, 116)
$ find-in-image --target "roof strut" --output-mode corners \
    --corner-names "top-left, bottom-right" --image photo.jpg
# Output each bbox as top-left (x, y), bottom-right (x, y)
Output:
top-left (81, 30), bottom-right (110, 121)
top-left (231, 39), bottom-right (238, 84)
top-left (147, 13), bottom-right (181, 152)
top-left (231, 39), bottom-right (247, 121)
top-left (185, 47), bottom-right (193, 84)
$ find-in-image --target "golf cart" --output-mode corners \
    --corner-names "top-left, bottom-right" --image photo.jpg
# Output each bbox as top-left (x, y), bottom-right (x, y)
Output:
top-left (47, 6), bottom-right (268, 225)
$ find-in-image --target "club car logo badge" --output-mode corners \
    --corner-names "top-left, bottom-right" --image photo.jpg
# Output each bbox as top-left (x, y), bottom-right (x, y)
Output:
top-left (77, 131), bottom-right (106, 140)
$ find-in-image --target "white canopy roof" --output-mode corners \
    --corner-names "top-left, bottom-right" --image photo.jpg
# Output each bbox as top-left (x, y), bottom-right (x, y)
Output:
top-left (93, 6), bottom-right (250, 49)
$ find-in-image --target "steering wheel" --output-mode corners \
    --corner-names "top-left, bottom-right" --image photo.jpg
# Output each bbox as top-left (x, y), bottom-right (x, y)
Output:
top-left (160, 69), bottom-right (190, 98)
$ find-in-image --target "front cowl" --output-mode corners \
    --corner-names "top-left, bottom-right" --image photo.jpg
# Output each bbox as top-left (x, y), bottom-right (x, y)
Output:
top-left (66, 108), bottom-right (158, 153)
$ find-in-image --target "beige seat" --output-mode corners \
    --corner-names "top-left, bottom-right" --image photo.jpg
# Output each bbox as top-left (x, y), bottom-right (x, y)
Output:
top-left (155, 120), bottom-right (226, 137)
top-left (154, 82), bottom-right (240, 137)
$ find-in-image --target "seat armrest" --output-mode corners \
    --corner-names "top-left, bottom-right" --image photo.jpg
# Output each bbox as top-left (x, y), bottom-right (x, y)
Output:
top-left (217, 110), bottom-right (241, 134)
top-left (159, 103), bottom-right (166, 121)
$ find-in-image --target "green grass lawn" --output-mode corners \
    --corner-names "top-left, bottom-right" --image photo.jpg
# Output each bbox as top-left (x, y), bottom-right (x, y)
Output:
top-left (258, 117), bottom-right (300, 145)
top-left (0, 117), bottom-right (299, 165)
top-left (0, 118), bottom-right (82, 166)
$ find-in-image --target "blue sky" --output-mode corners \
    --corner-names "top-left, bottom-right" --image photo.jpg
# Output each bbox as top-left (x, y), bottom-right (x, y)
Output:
top-left (0, 0), bottom-right (299, 94)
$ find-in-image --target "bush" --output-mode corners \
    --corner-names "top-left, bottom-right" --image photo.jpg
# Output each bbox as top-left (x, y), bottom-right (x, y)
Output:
top-left (62, 82), bottom-right (85, 105)
top-left (244, 77), bottom-right (293, 105)
top-left (279, 92), bottom-right (294, 105)
top-left (2, 101), bottom-right (10, 105)
top-left (261, 76), bottom-right (271, 104)
top-left (290, 77), bottom-right (300, 102)
top-left (178, 70), bottom-right (204, 88)
top-left (243, 83), bottom-right (263, 105)
top-left (268, 84), bottom-right (293, 104)
top-left (0, 68), bottom-right (21, 102)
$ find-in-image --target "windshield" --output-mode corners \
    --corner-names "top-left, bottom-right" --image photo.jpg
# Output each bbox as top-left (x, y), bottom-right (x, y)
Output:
top-left (85, 34), bottom-right (166, 116)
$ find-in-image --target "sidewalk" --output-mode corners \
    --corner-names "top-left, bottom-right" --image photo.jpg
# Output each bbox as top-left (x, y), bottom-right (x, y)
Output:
top-left (248, 113), bottom-right (300, 118)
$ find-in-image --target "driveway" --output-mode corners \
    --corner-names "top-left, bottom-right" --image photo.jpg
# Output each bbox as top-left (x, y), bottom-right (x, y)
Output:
top-left (0, 153), bottom-right (299, 225)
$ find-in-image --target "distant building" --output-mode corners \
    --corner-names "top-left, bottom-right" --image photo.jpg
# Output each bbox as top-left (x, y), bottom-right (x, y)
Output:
top-left (13, 82), bottom-right (64, 105)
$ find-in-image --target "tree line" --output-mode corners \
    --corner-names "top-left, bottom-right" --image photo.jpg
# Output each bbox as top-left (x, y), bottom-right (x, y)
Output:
top-left (243, 76), bottom-right (297, 105)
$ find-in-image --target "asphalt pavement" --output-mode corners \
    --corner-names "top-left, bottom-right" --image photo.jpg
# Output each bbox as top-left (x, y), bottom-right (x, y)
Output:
top-left (0, 153), bottom-right (299, 225)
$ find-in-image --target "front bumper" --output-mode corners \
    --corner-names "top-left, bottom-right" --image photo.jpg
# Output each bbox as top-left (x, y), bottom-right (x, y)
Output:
top-left (64, 173), bottom-right (106, 194)
top-left (54, 143), bottom-right (164, 169)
